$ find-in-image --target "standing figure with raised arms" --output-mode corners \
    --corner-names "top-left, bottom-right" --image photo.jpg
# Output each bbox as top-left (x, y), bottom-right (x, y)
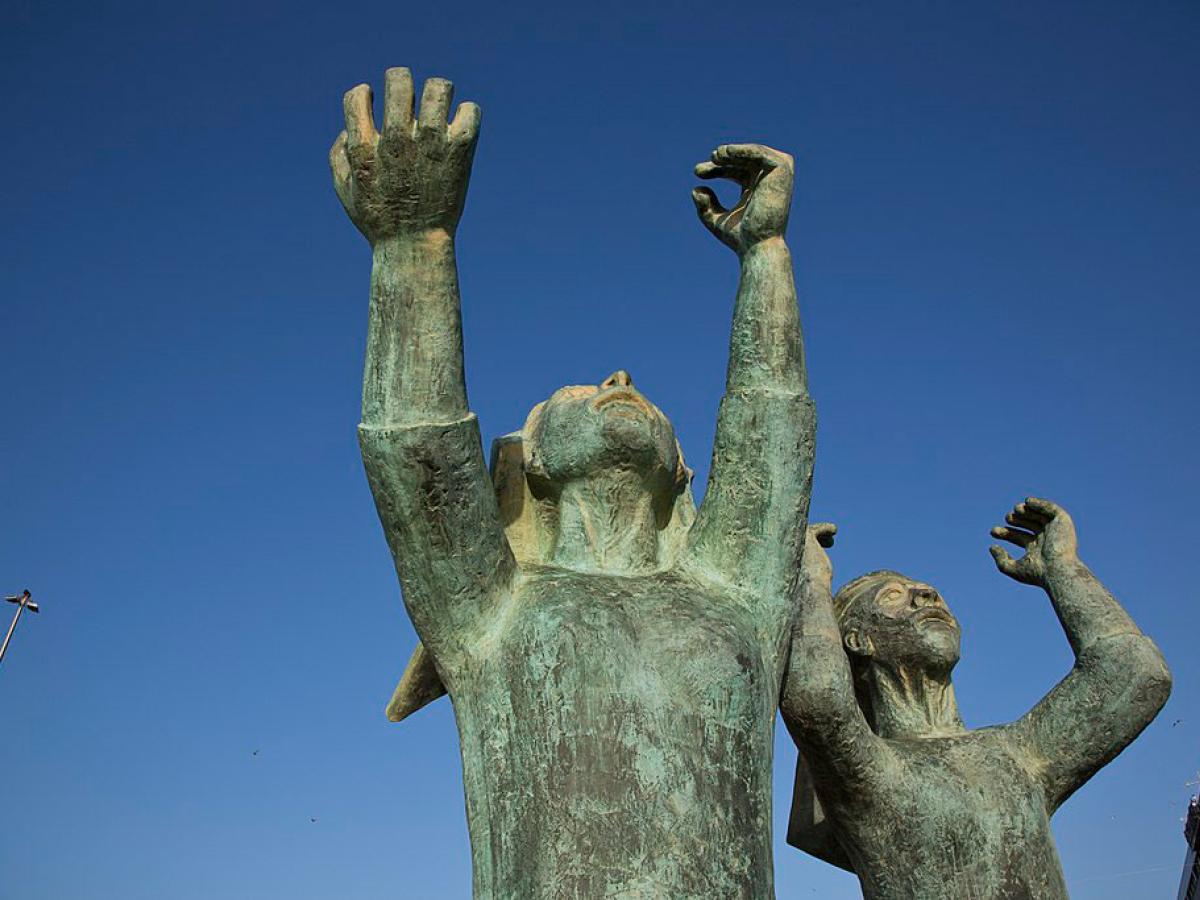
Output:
top-left (781, 499), bottom-right (1171, 899)
top-left (329, 66), bottom-right (814, 898)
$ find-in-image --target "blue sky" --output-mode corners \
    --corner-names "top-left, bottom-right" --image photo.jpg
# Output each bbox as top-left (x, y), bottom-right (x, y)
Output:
top-left (1, 1), bottom-right (1197, 897)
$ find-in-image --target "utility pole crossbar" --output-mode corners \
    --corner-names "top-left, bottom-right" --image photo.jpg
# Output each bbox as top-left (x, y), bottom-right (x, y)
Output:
top-left (0, 590), bottom-right (39, 666)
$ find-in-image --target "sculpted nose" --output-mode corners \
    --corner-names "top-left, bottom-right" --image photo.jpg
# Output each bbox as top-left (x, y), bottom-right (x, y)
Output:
top-left (912, 587), bottom-right (939, 608)
top-left (601, 370), bottom-right (634, 388)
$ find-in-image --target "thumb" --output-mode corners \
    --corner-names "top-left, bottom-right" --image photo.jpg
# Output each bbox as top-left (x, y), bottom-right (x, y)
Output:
top-left (989, 544), bottom-right (1018, 578)
top-left (691, 187), bottom-right (725, 232)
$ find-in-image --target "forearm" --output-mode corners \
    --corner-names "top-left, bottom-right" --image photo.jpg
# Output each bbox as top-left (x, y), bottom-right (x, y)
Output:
top-left (782, 616), bottom-right (881, 804)
top-left (796, 574), bottom-right (843, 654)
top-left (362, 231), bottom-right (468, 427)
top-left (724, 237), bottom-right (806, 395)
top-left (782, 581), bottom-right (865, 743)
top-left (1043, 560), bottom-right (1143, 656)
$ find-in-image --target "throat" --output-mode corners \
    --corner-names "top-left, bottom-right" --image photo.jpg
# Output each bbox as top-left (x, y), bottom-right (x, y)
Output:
top-left (551, 470), bottom-right (660, 574)
top-left (864, 664), bottom-right (965, 740)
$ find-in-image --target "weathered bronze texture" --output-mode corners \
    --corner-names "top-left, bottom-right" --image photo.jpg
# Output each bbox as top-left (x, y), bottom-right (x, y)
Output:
top-left (330, 67), bottom-right (814, 898)
top-left (782, 500), bottom-right (1171, 899)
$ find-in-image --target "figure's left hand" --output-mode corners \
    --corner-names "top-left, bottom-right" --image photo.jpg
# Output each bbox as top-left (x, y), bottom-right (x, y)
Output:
top-left (989, 497), bottom-right (1080, 586)
top-left (691, 144), bottom-right (793, 255)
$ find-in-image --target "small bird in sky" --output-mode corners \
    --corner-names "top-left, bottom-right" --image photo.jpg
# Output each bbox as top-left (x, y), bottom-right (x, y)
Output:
top-left (310, 817), bottom-right (318, 823)
top-left (252, 749), bottom-right (260, 756)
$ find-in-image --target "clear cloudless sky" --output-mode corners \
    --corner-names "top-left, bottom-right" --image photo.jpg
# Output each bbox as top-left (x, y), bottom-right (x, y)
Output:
top-left (1, 1), bottom-right (1197, 897)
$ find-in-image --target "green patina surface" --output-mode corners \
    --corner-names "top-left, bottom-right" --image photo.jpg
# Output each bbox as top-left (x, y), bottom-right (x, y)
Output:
top-left (329, 65), bottom-right (1171, 900)
top-left (331, 67), bottom-right (814, 898)
top-left (781, 505), bottom-right (1172, 899)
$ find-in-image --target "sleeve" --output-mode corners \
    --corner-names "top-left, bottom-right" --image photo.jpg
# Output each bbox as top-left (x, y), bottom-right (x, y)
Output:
top-left (358, 413), bottom-right (516, 658)
top-left (687, 389), bottom-right (816, 596)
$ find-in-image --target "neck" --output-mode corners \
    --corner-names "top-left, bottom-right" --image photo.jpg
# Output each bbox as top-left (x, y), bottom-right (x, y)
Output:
top-left (551, 470), bottom-right (660, 574)
top-left (862, 662), bottom-right (965, 739)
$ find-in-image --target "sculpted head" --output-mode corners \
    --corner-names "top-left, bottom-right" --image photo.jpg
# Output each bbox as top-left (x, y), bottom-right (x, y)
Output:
top-left (522, 370), bottom-right (688, 505)
top-left (835, 570), bottom-right (962, 678)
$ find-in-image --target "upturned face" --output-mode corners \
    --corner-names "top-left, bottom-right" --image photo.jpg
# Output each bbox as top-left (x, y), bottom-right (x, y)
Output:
top-left (844, 578), bottom-right (962, 675)
top-left (524, 370), bottom-right (680, 495)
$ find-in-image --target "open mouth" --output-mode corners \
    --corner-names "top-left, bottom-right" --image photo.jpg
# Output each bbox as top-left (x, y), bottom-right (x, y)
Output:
top-left (914, 608), bottom-right (957, 629)
top-left (592, 388), bottom-right (653, 418)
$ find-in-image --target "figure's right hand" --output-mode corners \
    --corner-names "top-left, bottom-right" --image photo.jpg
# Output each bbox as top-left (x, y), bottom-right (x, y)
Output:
top-left (802, 523), bottom-right (837, 591)
top-left (330, 68), bottom-right (481, 245)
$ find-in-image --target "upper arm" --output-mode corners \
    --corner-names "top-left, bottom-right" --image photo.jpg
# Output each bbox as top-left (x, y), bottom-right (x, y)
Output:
top-left (687, 388), bottom-right (816, 593)
top-left (358, 413), bottom-right (515, 656)
top-left (1011, 632), bottom-right (1172, 811)
top-left (782, 618), bottom-right (890, 804)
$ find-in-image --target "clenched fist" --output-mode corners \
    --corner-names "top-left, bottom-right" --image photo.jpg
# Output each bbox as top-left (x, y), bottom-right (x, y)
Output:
top-left (801, 522), bottom-right (837, 593)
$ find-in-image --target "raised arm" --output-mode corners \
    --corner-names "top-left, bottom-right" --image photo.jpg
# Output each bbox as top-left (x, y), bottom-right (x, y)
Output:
top-left (330, 68), bottom-right (513, 656)
top-left (990, 498), bottom-right (1171, 811)
top-left (686, 145), bottom-right (816, 594)
top-left (332, 68), bottom-right (479, 426)
top-left (781, 525), bottom-right (889, 862)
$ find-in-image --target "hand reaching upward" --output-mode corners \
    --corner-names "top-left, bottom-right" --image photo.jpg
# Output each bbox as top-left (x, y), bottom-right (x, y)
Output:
top-left (330, 68), bottom-right (481, 245)
top-left (692, 144), bottom-right (794, 255)
top-left (989, 497), bottom-right (1080, 587)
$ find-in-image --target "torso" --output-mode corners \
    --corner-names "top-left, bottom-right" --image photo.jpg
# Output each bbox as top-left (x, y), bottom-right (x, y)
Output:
top-left (828, 729), bottom-right (1068, 900)
top-left (448, 564), bottom-right (787, 900)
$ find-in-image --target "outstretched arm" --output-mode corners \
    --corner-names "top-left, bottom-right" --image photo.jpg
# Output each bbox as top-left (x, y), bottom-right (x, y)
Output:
top-left (332, 68), bottom-right (480, 426)
top-left (991, 498), bottom-right (1171, 811)
top-left (330, 69), bottom-right (513, 656)
top-left (782, 525), bottom-right (889, 858)
top-left (686, 145), bottom-right (816, 596)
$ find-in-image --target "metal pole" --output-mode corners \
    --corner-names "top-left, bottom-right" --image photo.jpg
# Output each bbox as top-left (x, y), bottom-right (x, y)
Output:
top-left (0, 591), bottom-right (32, 665)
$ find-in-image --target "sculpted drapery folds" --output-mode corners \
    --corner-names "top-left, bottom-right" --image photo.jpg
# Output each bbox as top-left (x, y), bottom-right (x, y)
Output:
top-left (781, 500), bottom-right (1171, 900)
top-left (330, 68), bottom-right (814, 898)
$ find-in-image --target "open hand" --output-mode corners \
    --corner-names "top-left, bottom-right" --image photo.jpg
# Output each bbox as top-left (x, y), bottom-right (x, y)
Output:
top-left (330, 68), bottom-right (481, 244)
top-left (989, 497), bottom-right (1079, 586)
top-left (691, 144), bottom-right (794, 255)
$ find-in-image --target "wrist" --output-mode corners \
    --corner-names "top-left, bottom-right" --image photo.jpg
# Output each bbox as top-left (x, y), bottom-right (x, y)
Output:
top-left (739, 234), bottom-right (788, 261)
top-left (800, 571), bottom-right (833, 595)
top-left (372, 229), bottom-right (451, 256)
top-left (1043, 554), bottom-right (1087, 589)
top-left (372, 229), bottom-right (455, 262)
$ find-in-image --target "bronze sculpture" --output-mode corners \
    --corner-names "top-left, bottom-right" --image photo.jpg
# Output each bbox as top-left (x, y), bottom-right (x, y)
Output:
top-left (781, 500), bottom-right (1171, 899)
top-left (330, 67), bottom-right (815, 898)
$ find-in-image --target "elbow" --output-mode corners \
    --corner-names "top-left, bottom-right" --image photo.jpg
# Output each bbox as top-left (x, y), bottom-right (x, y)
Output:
top-left (1132, 637), bottom-right (1173, 712)
top-left (780, 674), bottom-right (826, 738)
top-left (781, 679), bottom-right (855, 748)
top-left (1122, 634), bottom-right (1172, 711)
top-left (779, 672), bottom-right (814, 733)
top-left (1084, 633), bottom-right (1173, 715)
